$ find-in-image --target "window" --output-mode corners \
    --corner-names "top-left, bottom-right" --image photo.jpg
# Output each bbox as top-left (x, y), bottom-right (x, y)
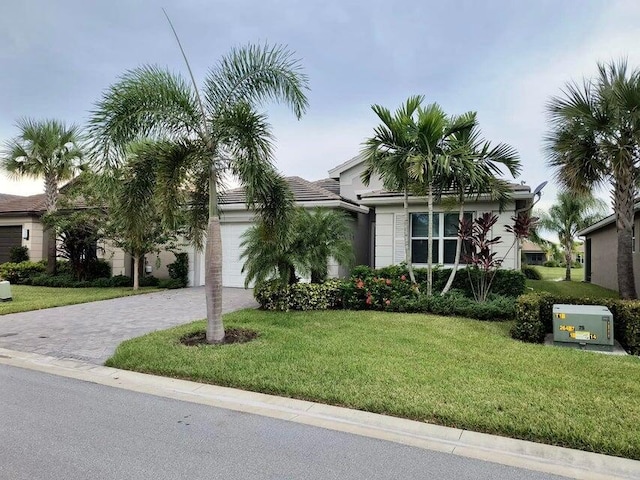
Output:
top-left (411, 212), bottom-right (472, 265)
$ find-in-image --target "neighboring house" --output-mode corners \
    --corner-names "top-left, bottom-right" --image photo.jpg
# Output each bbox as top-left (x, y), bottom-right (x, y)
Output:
top-left (521, 239), bottom-right (547, 265)
top-left (0, 193), bottom-right (48, 264)
top-left (0, 155), bottom-right (534, 286)
top-left (578, 207), bottom-right (640, 292)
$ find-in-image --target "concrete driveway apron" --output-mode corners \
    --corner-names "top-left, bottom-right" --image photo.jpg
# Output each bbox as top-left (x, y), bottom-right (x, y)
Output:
top-left (0, 287), bottom-right (256, 364)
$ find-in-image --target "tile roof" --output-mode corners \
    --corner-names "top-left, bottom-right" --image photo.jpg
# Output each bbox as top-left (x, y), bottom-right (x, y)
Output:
top-left (220, 176), bottom-right (343, 204)
top-left (311, 178), bottom-right (340, 196)
top-left (521, 239), bottom-right (544, 253)
top-left (0, 193), bottom-right (47, 214)
top-left (0, 192), bottom-right (91, 215)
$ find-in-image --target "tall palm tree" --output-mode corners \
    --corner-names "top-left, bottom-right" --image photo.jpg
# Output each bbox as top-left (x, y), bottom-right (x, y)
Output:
top-left (439, 121), bottom-right (520, 294)
top-left (538, 191), bottom-right (607, 281)
top-left (361, 96), bottom-right (424, 285)
top-left (546, 59), bottom-right (640, 299)
top-left (89, 43), bottom-right (309, 342)
top-left (1, 119), bottom-right (84, 274)
top-left (406, 104), bottom-right (477, 296)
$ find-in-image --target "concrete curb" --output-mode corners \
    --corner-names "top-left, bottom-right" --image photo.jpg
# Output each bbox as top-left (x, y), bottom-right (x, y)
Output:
top-left (1, 347), bottom-right (638, 480)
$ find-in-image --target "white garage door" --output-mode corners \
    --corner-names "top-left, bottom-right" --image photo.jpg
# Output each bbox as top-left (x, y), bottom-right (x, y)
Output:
top-left (198, 222), bottom-right (253, 288)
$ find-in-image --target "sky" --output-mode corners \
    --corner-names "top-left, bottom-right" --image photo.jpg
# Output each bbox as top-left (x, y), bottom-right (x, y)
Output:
top-left (1, 0), bottom-right (639, 215)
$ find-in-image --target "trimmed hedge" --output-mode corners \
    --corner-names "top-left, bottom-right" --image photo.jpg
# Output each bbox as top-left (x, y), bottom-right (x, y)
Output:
top-left (522, 265), bottom-right (543, 280)
top-left (255, 279), bottom-right (343, 311)
top-left (350, 265), bottom-right (526, 299)
top-left (0, 261), bottom-right (46, 284)
top-left (511, 293), bottom-right (640, 355)
top-left (30, 273), bottom-right (129, 288)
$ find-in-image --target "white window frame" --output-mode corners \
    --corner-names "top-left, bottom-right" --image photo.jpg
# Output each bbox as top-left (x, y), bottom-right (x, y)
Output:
top-left (410, 211), bottom-right (473, 266)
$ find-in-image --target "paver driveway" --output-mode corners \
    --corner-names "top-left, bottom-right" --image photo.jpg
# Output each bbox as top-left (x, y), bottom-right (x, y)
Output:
top-left (0, 287), bottom-right (256, 364)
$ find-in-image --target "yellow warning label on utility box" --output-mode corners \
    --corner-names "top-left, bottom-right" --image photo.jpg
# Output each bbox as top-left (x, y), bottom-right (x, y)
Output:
top-left (559, 325), bottom-right (574, 332)
top-left (556, 313), bottom-right (566, 319)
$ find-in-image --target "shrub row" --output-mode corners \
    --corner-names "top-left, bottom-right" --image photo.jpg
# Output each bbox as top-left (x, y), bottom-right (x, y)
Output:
top-left (255, 279), bottom-right (343, 311)
top-left (28, 273), bottom-right (179, 289)
top-left (350, 264), bottom-right (526, 298)
top-left (341, 274), bottom-right (515, 321)
top-left (255, 278), bottom-right (515, 321)
top-left (511, 293), bottom-right (640, 355)
top-left (0, 261), bottom-right (46, 284)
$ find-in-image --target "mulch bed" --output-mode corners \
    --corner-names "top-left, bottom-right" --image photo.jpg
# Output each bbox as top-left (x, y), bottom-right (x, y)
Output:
top-left (180, 328), bottom-right (258, 346)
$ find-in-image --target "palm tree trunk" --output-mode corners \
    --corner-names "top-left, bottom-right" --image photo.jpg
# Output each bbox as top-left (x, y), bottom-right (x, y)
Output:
top-left (133, 255), bottom-right (140, 290)
top-left (564, 240), bottom-right (572, 281)
top-left (614, 176), bottom-right (637, 299)
top-left (44, 174), bottom-right (58, 275)
top-left (427, 183), bottom-right (434, 297)
top-left (403, 189), bottom-right (417, 285)
top-left (206, 167), bottom-right (224, 343)
top-left (442, 201), bottom-right (464, 295)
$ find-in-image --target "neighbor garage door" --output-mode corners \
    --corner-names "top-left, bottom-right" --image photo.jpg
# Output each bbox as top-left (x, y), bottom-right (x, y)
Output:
top-left (198, 223), bottom-right (253, 288)
top-left (0, 226), bottom-right (22, 263)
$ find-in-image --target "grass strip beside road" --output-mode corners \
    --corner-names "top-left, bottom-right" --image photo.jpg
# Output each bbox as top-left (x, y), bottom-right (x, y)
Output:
top-left (0, 285), bottom-right (161, 315)
top-left (107, 309), bottom-right (640, 460)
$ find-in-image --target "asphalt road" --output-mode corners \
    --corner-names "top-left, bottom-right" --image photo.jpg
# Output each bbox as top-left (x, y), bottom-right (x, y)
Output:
top-left (0, 365), bottom-right (566, 480)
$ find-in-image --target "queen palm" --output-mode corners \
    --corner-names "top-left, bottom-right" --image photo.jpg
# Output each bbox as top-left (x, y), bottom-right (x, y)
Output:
top-left (1, 119), bottom-right (84, 274)
top-left (89, 43), bottom-right (308, 342)
top-left (537, 192), bottom-right (606, 281)
top-left (547, 59), bottom-right (640, 299)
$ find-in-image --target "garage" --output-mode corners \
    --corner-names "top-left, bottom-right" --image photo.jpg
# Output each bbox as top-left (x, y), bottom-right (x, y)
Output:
top-left (0, 226), bottom-right (22, 263)
top-left (197, 222), bottom-right (254, 288)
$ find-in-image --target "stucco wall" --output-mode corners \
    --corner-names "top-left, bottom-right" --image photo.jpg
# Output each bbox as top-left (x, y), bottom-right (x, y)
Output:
top-left (372, 201), bottom-right (520, 270)
top-left (0, 216), bottom-right (47, 261)
top-left (586, 214), bottom-right (640, 293)
top-left (338, 162), bottom-right (384, 202)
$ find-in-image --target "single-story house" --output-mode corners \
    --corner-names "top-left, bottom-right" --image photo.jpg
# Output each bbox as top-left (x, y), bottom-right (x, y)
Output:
top-left (578, 207), bottom-right (639, 292)
top-left (0, 155), bottom-right (534, 286)
top-left (521, 239), bottom-right (547, 265)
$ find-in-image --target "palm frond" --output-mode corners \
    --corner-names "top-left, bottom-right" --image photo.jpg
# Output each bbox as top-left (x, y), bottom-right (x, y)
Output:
top-left (88, 66), bottom-right (201, 170)
top-left (204, 43), bottom-right (309, 119)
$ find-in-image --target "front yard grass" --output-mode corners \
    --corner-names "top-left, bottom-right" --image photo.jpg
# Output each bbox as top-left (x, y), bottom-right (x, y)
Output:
top-left (107, 309), bottom-right (640, 460)
top-left (0, 285), bottom-right (161, 315)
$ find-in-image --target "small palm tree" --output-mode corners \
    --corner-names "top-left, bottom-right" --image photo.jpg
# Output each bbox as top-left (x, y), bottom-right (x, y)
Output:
top-left (439, 121), bottom-right (520, 294)
top-left (406, 103), bottom-right (477, 296)
top-left (89, 43), bottom-right (308, 343)
top-left (361, 96), bottom-right (423, 285)
top-left (1, 119), bottom-right (84, 274)
top-left (296, 208), bottom-right (354, 283)
top-left (537, 191), bottom-right (607, 281)
top-left (240, 174), bottom-right (299, 286)
top-left (546, 59), bottom-right (640, 298)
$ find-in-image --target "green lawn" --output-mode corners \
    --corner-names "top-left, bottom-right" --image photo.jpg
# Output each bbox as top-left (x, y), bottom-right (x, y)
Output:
top-left (107, 309), bottom-right (640, 459)
top-left (0, 285), bottom-right (160, 315)
top-left (526, 266), bottom-right (619, 298)
top-left (534, 266), bottom-right (584, 281)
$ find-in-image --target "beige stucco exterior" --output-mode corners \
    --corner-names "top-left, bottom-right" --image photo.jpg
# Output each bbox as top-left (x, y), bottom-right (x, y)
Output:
top-left (371, 202), bottom-right (521, 270)
top-left (0, 215), bottom-right (47, 261)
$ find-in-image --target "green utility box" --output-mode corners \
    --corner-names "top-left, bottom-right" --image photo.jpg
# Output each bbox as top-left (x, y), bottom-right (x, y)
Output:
top-left (552, 304), bottom-right (613, 352)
